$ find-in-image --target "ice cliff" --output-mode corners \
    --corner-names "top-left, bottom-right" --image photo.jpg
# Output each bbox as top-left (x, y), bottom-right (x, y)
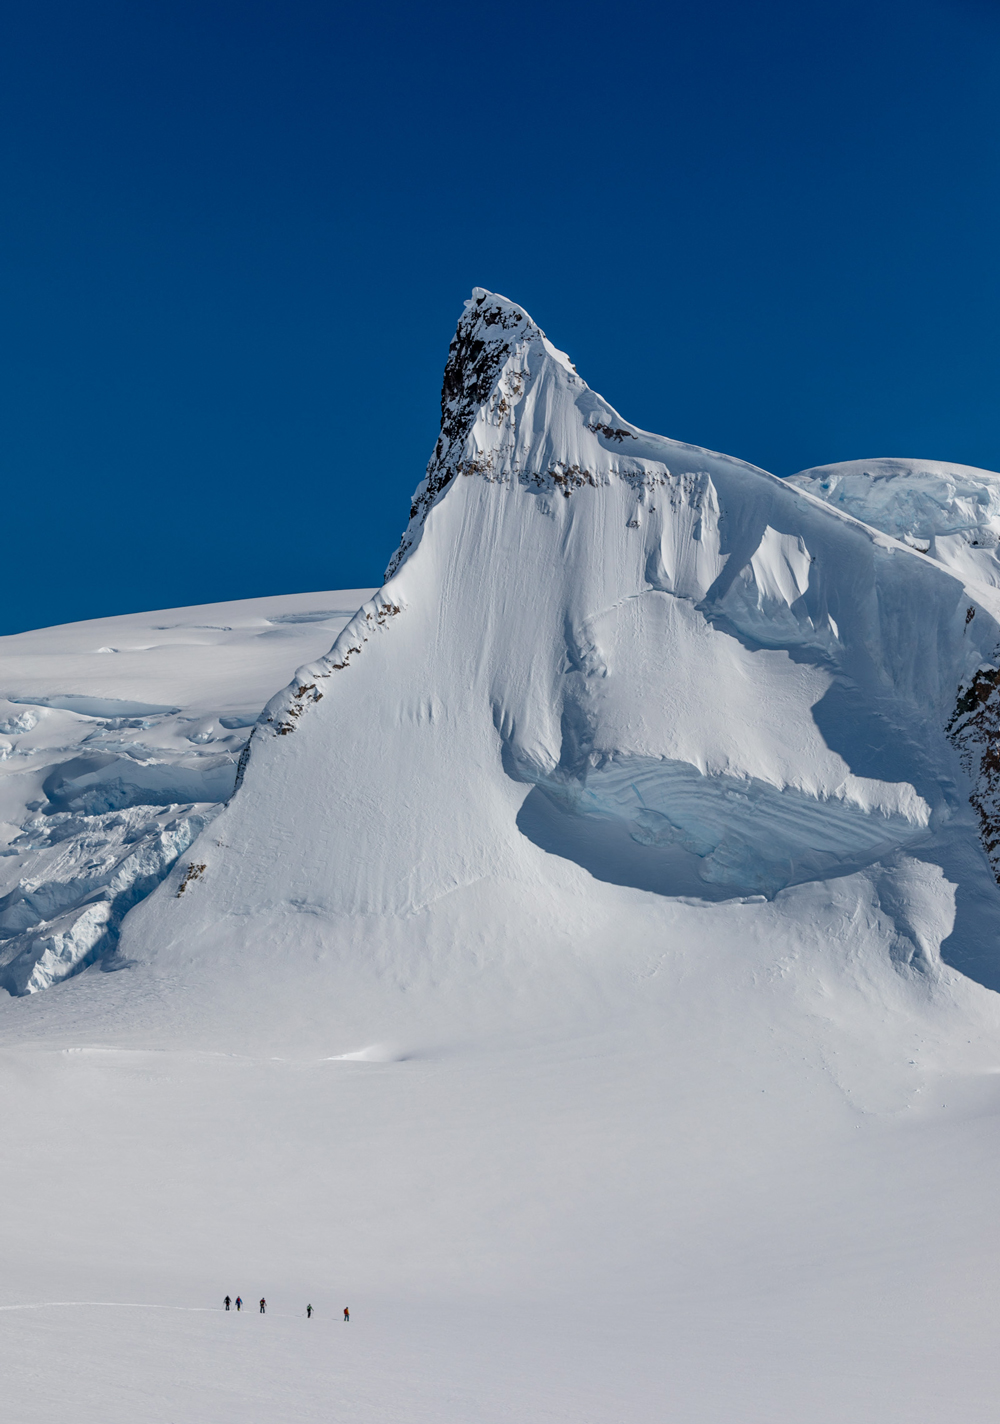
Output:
top-left (789, 458), bottom-right (1000, 590)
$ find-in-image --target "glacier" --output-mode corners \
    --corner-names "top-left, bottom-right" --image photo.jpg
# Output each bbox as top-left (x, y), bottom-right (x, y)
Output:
top-left (789, 456), bottom-right (1000, 589)
top-left (0, 592), bottom-right (374, 993)
top-left (4, 292), bottom-right (1000, 1423)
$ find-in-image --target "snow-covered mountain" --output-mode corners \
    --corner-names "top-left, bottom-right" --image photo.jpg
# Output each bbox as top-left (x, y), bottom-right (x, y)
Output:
top-left (123, 290), bottom-right (1000, 993)
top-left (5, 292), bottom-right (1000, 1423)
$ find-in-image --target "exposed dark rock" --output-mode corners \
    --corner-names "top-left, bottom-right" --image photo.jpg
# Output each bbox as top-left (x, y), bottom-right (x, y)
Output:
top-left (949, 663), bottom-right (1000, 880)
top-left (385, 292), bottom-right (536, 577)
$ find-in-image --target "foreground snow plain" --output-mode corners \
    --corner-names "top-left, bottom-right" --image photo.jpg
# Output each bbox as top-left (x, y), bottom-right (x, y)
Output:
top-left (6, 875), bottom-right (1000, 1424)
top-left (5, 292), bottom-right (1000, 1421)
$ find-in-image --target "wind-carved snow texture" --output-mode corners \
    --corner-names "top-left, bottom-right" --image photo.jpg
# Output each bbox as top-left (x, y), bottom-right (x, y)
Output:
top-left (151, 288), bottom-right (1000, 992)
top-left (508, 583), bottom-right (933, 900)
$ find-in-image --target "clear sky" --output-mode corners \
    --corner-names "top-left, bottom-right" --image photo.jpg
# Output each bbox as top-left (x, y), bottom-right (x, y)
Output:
top-left (2, 0), bottom-right (999, 633)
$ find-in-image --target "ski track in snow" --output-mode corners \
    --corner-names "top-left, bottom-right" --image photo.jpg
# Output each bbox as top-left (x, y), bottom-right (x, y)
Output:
top-left (0, 1300), bottom-right (222, 1312)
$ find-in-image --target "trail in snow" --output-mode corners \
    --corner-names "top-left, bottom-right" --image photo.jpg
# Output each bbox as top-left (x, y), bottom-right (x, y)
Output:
top-left (0, 1301), bottom-right (220, 1313)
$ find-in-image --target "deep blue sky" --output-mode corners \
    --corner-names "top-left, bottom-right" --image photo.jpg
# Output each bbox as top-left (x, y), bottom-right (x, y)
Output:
top-left (2, 0), bottom-right (1000, 633)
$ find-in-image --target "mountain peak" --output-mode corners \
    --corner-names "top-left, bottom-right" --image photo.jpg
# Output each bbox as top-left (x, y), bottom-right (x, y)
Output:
top-left (385, 290), bottom-right (791, 583)
top-left (385, 289), bottom-right (581, 576)
top-left (438, 290), bottom-right (540, 466)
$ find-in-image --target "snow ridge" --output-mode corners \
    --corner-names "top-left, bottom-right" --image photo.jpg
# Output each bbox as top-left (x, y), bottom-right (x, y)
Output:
top-left (384, 288), bottom-right (695, 578)
top-left (235, 592), bottom-right (405, 781)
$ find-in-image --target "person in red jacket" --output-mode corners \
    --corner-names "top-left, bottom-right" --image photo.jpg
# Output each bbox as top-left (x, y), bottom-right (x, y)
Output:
top-left (235, 1296), bottom-right (242, 1311)
top-left (343, 1306), bottom-right (349, 1321)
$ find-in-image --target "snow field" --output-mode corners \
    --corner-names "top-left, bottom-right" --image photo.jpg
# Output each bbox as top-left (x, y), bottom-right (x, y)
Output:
top-left (3, 883), bottom-right (1000, 1422)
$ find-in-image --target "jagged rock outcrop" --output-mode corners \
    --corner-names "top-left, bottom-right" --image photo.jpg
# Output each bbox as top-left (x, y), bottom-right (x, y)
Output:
top-left (949, 660), bottom-right (1000, 882)
top-left (386, 291), bottom-right (541, 577)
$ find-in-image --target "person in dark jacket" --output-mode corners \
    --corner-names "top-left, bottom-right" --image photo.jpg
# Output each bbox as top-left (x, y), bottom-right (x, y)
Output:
top-left (235, 1296), bottom-right (242, 1311)
top-left (260, 1298), bottom-right (266, 1314)
top-left (306, 1304), bottom-right (313, 1318)
top-left (224, 1296), bottom-right (231, 1311)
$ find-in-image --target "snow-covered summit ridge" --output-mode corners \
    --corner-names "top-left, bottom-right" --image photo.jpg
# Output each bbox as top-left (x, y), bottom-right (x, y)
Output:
top-left (386, 292), bottom-right (967, 590)
top-left (385, 288), bottom-right (786, 579)
top-left (789, 458), bottom-right (1000, 589)
top-left (9, 291), bottom-right (1000, 997)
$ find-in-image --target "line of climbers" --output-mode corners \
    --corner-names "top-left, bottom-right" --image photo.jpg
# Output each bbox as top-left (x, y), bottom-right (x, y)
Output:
top-left (223, 1295), bottom-right (348, 1320)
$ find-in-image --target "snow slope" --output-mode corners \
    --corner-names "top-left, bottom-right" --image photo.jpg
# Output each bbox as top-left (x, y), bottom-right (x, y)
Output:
top-left (4, 293), bottom-right (1000, 1422)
